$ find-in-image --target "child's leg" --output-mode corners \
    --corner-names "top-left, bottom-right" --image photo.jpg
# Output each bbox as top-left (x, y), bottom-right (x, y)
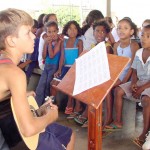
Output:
top-left (67, 101), bottom-right (83, 119)
top-left (45, 65), bottom-right (58, 98)
top-left (35, 68), bottom-right (47, 106)
top-left (114, 86), bottom-right (125, 126)
top-left (74, 100), bottom-right (83, 112)
top-left (50, 85), bottom-right (57, 96)
top-left (139, 96), bottom-right (150, 141)
top-left (66, 132), bottom-right (75, 150)
top-left (82, 106), bottom-right (88, 118)
top-left (105, 79), bottom-right (122, 126)
top-left (66, 97), bottom-right (74, 108)
top-left (105, 91), bottom-right (114, 125)
top-left (74, 106), bottom-right (88, 125)
top-left (65, 97), bottom-right (74, 115)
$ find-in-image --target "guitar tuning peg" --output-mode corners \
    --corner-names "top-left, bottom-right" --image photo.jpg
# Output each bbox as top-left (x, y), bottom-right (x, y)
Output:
top-left (45, 96), bottom-right (55, 103)
top-left (45, 96), bottom-right (50, 101)
top-left (49, 96), bottom-right (55, 103)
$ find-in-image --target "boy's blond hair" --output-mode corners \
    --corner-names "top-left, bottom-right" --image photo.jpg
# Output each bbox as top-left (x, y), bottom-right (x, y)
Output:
top-left (0, 8), bottom-right (33, 50)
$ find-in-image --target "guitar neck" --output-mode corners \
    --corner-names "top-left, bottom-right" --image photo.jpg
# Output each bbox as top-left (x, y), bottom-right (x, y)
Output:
top-left (35, 104), bottom-right (51, 117)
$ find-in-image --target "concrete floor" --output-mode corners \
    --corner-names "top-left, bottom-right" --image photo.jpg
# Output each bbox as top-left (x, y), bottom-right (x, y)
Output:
top-left (57, 110), bottom-right (142, 150)
top-left (11, 72), bottom-right (143, 150)
top-left (11, 110), bottom-right (142, 150)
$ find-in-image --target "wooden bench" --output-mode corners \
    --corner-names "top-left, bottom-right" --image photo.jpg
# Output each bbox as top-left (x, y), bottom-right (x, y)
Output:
top-left (122, 95), bottom-right (141, 137)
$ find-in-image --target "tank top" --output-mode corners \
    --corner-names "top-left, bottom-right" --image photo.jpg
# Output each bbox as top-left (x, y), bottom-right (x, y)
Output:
top-left (64, 38), bottom-right (79, 66)
top-left (117, 42), bottom-right (132, 81)
top-left (45, 43), bottom-right (61, 65)
top-left (0, 58), bottom-right (13, 64)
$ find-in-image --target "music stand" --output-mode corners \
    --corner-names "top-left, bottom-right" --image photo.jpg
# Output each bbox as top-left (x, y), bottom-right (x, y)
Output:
top-left (54, 53), bottom-right (130, 150)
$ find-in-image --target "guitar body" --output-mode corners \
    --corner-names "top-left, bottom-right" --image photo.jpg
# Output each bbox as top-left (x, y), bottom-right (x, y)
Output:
top-left (11, 96), bottom-right (44, 150)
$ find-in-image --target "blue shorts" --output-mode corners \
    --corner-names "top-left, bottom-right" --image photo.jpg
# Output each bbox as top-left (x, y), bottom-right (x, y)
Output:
top-left (37, 123), bottom-right (72, 150)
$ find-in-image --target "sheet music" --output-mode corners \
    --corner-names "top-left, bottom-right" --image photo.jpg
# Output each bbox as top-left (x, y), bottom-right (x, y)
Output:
top-left (73, 41), bottom-right (110, 95)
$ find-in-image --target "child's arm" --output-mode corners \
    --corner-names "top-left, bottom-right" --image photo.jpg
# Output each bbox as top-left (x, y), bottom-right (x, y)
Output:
top-left (121, 42), bottom-right (140, 83)
top-left (10, 67), bottom-right (58, 137)
top-left (42, 37), bottom-right (52, 60)
top-left (107, 32), bottom-right (115, 45)
top-left (48, 35), bottom-right (64, 58)
top-left (78, 39), bottom-right (83, 55)
top-left (18, 60), bottom-right (32, 69)
top-left (106, 46), bottom-right (113, 54)
top-left (113, 42), bottom-right (119, 55)
top-left (131, 69), bottom-right (138, 92)
top-left (48, 41), bottom-right (61, 58)
top-left (42, 41), bottom-right (48, 60)
top-left (54, 42), bottom-right (64, 77)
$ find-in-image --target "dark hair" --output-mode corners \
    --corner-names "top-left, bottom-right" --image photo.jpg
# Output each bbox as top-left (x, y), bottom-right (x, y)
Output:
top-left (142, 19), bottom-right (150, 27)
top-left (118, 17), bottom-right (138, 37)
top-left (33, 19), bottom-right (38, 29)
top-left (45, 21), bottom-right (58, 31)
top-left (105, 17), bottom-right (113, 24)
top-left (82, 10), bottom-right (104, 35)
top-left (43, 13), bottom-right (56, 24)
top-left (37, 13), bottom-right (46, 28)
top-left (93, 20), bottom-right (110, 33)
top-left (62, 20), bottom-right (82, 37)
top-left (144, 24), bottom-right (150, 29)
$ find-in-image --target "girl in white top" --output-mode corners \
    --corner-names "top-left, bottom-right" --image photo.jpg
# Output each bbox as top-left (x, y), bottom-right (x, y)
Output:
top-left (82, 10), bottom-right (104, 50)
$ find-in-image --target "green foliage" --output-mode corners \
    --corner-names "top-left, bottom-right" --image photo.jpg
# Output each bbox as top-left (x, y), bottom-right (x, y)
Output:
top-left (41, 6), bottom-right (81, 27)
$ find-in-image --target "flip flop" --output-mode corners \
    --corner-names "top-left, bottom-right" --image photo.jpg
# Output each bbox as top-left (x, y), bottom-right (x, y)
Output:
top-left (74, 115), bottom-right (87, 125)
top-left (132, 137), bottom-right (144, 148)
top-left (103, 123), bottom-right (122, 131)
top-left (64, 107), bottom-right (73, 115)
top-left (67, 112), bottom-right (80, 119)
top-left (81, 120), bottom-right (88, 128)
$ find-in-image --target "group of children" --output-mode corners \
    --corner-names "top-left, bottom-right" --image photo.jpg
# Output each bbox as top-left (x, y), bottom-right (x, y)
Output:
top-left (0, 7), bottom-right (150, 150)
top-left (33, 9), bottom-right (150, 149)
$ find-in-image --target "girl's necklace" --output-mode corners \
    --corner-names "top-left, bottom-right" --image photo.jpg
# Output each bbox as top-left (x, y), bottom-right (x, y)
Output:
top-left (121, 48), bottom-right (124, 54)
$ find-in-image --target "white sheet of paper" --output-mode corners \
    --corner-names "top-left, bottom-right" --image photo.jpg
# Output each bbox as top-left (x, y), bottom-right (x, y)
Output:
top-left (73, 41), bottom-right (110, 95)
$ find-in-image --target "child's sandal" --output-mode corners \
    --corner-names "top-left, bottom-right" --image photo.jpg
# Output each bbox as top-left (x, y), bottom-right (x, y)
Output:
top-left (81, 120), bottom-right (88, 128)
top-left (67, 112), bottom-right (80, 119)
top-left (74, 115), bottom-right (88, 125)
top-left (64, 107), bottom-right (73, 115)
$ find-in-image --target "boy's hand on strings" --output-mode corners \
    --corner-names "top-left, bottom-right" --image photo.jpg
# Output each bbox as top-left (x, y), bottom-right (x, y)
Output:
top-left (40, 99), bottom-right (58, 121)
top-left (44, 99), bottom-right (58, 122)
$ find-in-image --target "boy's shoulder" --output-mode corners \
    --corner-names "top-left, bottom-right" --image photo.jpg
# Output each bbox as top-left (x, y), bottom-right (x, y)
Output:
top-left (0, 63), bottom-right (25, 79)
top-left (0, 63), bottom-right (26, 100)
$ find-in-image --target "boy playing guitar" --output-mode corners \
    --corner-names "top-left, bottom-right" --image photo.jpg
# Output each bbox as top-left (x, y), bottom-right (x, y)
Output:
top-left (0, 8), bottom-right (74, 150)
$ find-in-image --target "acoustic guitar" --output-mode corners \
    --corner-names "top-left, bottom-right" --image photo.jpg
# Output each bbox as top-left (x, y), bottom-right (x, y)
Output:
top-left (11, 96), bottom-right (51, 150)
